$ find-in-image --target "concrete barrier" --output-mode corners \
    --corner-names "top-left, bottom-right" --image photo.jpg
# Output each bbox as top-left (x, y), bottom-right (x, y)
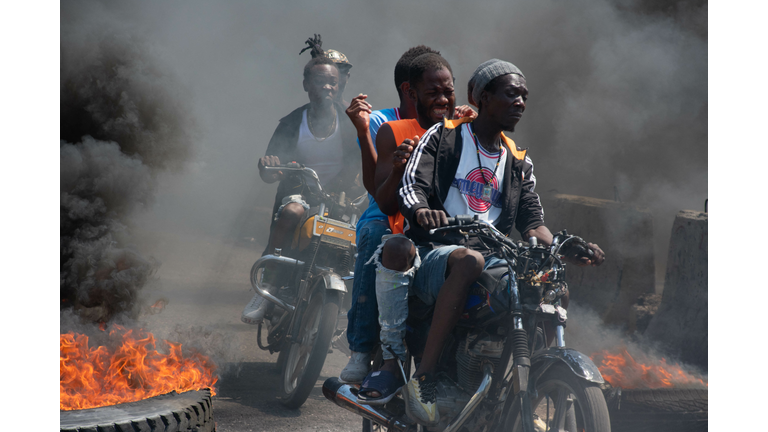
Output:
top-left (643, 210), bottom-right (707, 370)
top-left (539, 194), bottom-right (656, 324)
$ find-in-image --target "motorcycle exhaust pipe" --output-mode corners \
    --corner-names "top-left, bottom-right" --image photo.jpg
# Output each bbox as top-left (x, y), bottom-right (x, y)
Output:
top-left (250, 255), bottom-right (305, 312)
top-left (322, 377), bottom-right (409, 431)
top-left (444, 363), bottom-right (493, 432)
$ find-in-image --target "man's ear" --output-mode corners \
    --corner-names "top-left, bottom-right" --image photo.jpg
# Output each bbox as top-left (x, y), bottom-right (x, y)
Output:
top-left (302, 78), bottom-right (309, 93)
top-left (478, 89), bottom-right (489, 111)
top-left (406, 82), bottom-right (417, 103)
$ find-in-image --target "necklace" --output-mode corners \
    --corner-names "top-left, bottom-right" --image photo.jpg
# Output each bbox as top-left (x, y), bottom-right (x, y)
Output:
top-left (470, 124), bottom-right (502, 203)
top-left (308, 109), bottom-right (337, 140)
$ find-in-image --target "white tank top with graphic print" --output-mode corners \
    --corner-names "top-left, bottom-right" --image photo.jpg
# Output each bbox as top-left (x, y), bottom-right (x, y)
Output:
top-left (443, 123), bottom-right (507, 224)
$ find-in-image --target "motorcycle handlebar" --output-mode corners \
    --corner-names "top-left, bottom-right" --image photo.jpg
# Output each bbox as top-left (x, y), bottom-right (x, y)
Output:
top-left (428, 215), bottom-right (511, 247)
top-left (260, 162), bottom-right (307, 171)
top-left (428, 215), bottom-right (479, 235)
top-left (428, 216), bottom-right (594, 259)
top-left (445, 215), bottom-right (475, 226)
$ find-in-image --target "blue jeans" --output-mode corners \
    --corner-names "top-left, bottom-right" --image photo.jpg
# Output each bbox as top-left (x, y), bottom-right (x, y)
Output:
top-left (346, 218), bottom-right (391, 354)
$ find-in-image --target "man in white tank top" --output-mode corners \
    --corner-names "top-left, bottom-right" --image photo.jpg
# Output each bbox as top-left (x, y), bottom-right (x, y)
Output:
top-left (243, 55), bottom-right (361, 325)
top-left (258, 56), bottom-right (348, 255)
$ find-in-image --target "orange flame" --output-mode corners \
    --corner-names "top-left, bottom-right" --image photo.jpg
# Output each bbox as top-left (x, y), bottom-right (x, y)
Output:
top-left (590, 347), bottom-right (707, 389)
top-left (60, 325), bottom-right (218, 410)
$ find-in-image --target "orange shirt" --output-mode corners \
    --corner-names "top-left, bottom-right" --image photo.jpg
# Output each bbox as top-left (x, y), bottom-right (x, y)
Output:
top-left (384, 119), bottom-right (427, 234)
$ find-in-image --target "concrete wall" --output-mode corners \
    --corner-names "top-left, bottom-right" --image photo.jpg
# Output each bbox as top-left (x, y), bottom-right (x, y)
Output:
top-left (643, 210), bottom-right (708, 370)
top-left (539, 194), bottom-right (656, 324)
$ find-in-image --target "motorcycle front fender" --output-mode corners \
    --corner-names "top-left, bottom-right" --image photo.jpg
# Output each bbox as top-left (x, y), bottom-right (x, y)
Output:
top-left (530, 347), bottom-right (604, 385)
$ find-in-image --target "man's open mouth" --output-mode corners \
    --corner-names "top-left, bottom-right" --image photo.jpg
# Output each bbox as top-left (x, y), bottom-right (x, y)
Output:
top-left (432, 107), bottom-right (449, 117)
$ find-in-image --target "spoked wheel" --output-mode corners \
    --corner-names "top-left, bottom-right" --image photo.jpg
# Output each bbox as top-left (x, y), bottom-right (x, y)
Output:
top-left (279, 280), bottom-right (340, 409)
top-left (509, 364), bottom-right (611, 432)
top-left (275, 338), bottom-right (290, 372)
top-left (362, 418), bottom-right (389, 432)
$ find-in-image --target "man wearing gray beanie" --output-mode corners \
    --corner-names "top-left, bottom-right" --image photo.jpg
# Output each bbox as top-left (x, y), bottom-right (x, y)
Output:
top-left (397, 59), bottom-right (605, 426)
top-left (467, 59), bottom-right (524, 108)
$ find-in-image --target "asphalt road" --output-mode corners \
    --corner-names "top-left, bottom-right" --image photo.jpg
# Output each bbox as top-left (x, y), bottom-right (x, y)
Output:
top-left (129, 225), bottom-right (707, 432)
top-left (134, 227), bottom-right (364, 432)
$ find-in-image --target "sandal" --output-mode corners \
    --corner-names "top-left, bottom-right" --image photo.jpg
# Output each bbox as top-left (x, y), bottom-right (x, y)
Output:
top-left (358, 370), bottom-right (405, 405)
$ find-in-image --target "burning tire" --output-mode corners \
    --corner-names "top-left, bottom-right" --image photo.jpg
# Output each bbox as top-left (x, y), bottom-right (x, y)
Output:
top-left (60, 389), bottom-right (214, 432)
top-left (606, 388), bottom-right (707, 432)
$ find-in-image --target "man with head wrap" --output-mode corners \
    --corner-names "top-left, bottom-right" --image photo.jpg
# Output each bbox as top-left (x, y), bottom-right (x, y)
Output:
top-left (396, 59), bottom-right (606, 426)
top-left (300, 34), bottom-right (354, 106)
top-left (242, 46), bottom-right (362, 325)
top-left (324, 48), bottom-right (353, 106)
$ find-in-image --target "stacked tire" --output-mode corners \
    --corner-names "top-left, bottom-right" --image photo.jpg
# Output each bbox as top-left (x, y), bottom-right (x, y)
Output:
top-left (606, 388), bottom-right (707, 432)
top-left (60, 389), bottom-right (214, 432)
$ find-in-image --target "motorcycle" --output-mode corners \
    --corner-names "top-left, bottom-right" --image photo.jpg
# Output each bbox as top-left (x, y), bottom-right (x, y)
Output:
top-left (249, 163), bottom-right (364, 409)
top-left (323, 215), bottom-right (611, 431)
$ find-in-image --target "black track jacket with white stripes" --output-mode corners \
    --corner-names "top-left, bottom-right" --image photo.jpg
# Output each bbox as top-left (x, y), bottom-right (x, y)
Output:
top-left (398, 117), bottom-right (545, 252)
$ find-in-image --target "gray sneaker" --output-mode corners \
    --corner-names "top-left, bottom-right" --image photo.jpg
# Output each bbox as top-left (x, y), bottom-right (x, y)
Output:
top-left (404, 373), bottom-right (439, 425)
top-left (339, 351), bottom-right (371, 383)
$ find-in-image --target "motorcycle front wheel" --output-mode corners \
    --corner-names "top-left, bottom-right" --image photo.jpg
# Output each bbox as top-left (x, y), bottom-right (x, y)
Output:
top-left (362, 418), bottom-right (389, 432)
top-left (507, 364), bottom-right (611, 432)
top-left (279, 280), bottom-right (340, 409)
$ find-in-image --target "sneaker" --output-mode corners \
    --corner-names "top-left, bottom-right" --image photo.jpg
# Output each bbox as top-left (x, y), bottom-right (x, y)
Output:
top-left (339, 351), bottom-right (371, 383)
top-left (241, 288), bottom-right (273, 324)
top-left (404, 373), bottom-right (439, 425)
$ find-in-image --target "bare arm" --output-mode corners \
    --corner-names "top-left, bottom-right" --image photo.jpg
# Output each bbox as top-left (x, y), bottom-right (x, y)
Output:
top-left (374, 124), bottom-right (415, 215)
top-left (345, 94), bottom-right (375, 195)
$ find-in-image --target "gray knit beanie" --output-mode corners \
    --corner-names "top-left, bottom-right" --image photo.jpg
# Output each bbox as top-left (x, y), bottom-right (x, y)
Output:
top-left (470, 59), bottom-right (525, 105)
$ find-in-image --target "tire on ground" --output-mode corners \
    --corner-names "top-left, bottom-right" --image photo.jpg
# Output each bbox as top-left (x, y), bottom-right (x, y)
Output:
top-left (609, 388), bottom-right (707, 432)
top-left (60, 389), bottom-right (215, 432)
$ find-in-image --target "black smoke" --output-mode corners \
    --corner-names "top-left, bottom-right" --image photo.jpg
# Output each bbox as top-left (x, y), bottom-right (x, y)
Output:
top-left (60, 11), bottom-right (195, 324)
top-left (93, 0), bottom-right (706, 280)
top-left (58, 0), bottom-right (707, 362)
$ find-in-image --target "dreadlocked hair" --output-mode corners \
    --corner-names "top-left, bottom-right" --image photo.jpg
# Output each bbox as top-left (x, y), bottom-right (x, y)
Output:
top-left (394, 45), bottom-right (441, 93)
top-left (300, 34), bottom-right (325, 58)
top-left (303, 56), bottom-right (336, 80)
top-left (408, 53), bottom-right (453, 87)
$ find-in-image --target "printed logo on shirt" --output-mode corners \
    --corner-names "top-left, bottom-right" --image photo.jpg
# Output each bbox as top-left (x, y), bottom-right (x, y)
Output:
top-left (451, 168), bottom-right (501, 213)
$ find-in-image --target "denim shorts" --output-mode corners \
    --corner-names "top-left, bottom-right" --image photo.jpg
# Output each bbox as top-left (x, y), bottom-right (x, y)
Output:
top-left (273, 194), bottom-right (310, 221)
top-left (410, 245), bottom-right (465, 305)
top-left (410, 247), bottom-right (509, 306)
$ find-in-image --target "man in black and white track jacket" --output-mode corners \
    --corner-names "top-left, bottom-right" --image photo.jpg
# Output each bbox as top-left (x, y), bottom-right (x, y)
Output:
top-left (398, 113), bottom-right (543, 254)
top-left (395, 59), bottom-right (605, 426)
